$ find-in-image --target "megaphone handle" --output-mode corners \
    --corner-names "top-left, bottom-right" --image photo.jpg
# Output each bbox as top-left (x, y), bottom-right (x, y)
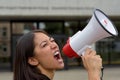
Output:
top-left (79, 45), bottom-right (104, 80)
top-left (100, 67), bottom-right (104, 80)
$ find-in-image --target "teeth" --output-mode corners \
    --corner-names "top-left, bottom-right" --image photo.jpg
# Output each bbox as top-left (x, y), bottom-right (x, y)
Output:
top-left (54, 51), bottom-right (59, 56)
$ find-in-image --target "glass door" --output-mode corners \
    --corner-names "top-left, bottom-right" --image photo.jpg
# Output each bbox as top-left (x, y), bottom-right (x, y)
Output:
top-left (0, 22), bottom-right (11, 71)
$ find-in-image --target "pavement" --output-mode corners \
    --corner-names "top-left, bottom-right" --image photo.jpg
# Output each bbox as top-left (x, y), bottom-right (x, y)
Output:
top-left (0, 66), bottom-right (120, 80)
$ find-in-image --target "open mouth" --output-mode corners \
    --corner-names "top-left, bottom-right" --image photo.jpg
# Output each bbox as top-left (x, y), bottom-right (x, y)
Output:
top-left (54, 51), bottom-right (61, 60)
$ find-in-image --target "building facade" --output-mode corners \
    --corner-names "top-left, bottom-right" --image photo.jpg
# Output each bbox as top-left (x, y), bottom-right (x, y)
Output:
top-left (0, 0), bottom-right (120, 70)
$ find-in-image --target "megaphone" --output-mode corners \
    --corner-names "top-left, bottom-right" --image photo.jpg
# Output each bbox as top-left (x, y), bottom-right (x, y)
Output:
top-left (62, 9), bottom-right (118, 58)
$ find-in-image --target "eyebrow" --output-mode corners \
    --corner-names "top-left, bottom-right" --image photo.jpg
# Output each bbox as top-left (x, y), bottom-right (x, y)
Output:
top-left (49, 37), bottom-right (53, 40)
top-left (39, 37), bottom-right (52, 46)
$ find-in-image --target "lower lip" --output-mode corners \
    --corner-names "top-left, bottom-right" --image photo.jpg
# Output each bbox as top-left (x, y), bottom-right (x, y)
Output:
top-left (54, 57), bottom-right (62, 62)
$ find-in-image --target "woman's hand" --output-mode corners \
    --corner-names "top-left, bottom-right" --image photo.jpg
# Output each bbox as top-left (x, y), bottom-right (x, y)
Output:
top-left (81, 48), bottom-right (102, 80)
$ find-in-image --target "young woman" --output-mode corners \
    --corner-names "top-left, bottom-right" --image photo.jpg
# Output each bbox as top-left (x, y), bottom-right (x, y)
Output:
top-left (14, 30), bottom-right (102, 80)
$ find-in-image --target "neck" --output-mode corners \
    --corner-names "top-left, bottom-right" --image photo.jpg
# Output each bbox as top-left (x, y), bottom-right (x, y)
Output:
top-left (42, 69), bottom-right (55, 80)
top-left (37, 65), bottom-right (55, 80)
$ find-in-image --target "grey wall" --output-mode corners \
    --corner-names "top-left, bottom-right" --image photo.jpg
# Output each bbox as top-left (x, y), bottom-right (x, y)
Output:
top-left (0, 0), bottom-right (119, 16)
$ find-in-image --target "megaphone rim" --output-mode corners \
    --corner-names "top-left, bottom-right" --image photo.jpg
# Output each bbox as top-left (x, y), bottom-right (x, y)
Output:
top-left (94, 9), bottom-right (118, 37)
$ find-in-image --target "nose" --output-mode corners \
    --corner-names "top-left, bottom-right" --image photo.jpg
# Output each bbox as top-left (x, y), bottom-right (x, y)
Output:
top-left (50, 41), bottom-right (58, 49)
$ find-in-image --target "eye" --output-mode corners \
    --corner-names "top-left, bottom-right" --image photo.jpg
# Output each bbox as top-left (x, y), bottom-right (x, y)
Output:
top-left (40, 42), bottom-right (47, 48)
top-left (50, 37), bottom-right (55, 42)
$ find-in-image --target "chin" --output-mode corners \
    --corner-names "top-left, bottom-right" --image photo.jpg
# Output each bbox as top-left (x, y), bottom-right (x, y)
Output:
top-left (58, 63), bottom-right (64, 69)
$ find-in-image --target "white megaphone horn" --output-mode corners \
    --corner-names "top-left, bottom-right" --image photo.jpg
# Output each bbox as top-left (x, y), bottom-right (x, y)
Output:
top-left (62, 9), bottom-right (118, 58)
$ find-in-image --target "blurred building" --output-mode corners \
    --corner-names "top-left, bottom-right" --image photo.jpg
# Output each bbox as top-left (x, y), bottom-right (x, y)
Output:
top-left (0, 0), bottom-right (120, 71)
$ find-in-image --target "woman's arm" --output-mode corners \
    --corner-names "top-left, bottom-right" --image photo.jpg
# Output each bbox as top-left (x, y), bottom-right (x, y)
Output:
top-left (81, 48), bottom-right (102, 80)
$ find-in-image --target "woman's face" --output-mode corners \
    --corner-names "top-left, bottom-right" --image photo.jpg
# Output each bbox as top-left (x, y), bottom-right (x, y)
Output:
top-left (33, 32), bottom-right (64, 70)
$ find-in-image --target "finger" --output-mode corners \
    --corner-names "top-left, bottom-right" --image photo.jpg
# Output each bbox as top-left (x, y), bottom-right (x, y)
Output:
top-left (81, 56), bottom-right (86, 66)
top-left (89, 50), bottom-right (96, 56)
top-left (84, 48), bottom-right (92, 56)
top-left (95, 55), bottom-right (102, 65)
top-left (85, 48), bottom-right (96, 56)
top-left (81, 56), bottom-right (85, 62)
top-left (95, 55), bottom-right (101, 58)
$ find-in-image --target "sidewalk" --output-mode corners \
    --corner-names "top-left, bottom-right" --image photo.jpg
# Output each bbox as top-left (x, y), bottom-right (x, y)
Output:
top-left (0, 67), bottom-right (120, 80)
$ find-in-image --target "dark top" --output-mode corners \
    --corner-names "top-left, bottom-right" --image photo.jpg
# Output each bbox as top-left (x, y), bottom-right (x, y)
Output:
top-left (40, 74), bottom-right (50, 80)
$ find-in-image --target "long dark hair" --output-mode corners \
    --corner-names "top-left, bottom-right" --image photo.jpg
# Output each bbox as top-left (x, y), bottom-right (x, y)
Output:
top-left (14, 30), bottom-right (50, 80)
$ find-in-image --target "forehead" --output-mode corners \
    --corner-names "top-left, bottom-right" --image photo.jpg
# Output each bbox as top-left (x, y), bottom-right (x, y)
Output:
top-left (33, 33), bottom-right (49, 46)
top-left (34, 32), bottom-right (49, 41)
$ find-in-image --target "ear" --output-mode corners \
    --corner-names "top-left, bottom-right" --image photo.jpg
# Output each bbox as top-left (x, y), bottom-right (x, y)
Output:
top-left (28, 57), bottom-right (39, 66)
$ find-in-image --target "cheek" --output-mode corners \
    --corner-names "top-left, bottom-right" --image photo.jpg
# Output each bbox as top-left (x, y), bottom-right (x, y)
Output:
top-left (38, 55), bottom-right (55, 69)
top-left (35, 50), bottom-right (53, 66)
top-left (34, 46), bottom-right (51, 60)
top-left (34, 46), bottom-right (56, 69)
